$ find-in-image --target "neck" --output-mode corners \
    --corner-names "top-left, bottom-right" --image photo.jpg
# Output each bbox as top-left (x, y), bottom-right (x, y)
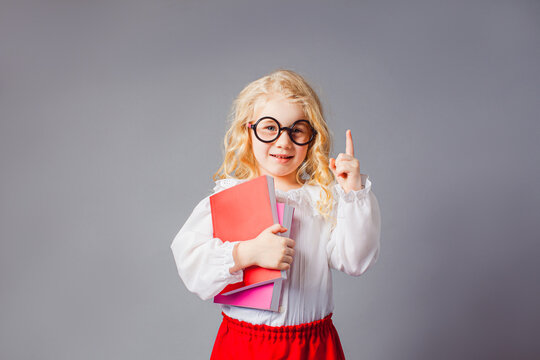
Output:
top-left (256, 167), bottom-right (303, 192)
top-left (273, 178), bottom-right (303, 192)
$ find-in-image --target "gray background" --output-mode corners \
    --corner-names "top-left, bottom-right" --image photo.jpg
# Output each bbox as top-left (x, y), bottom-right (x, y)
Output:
top-left (1, 0), bottom-right (539, 359)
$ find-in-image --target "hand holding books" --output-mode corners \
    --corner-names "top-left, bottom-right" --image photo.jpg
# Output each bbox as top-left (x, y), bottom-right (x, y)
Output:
top-left (230, 224), bottom-right (295, 274)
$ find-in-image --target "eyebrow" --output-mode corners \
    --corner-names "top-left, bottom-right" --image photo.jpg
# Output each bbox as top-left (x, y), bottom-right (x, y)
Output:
top-left (257, 116), bottom-right (310, 126)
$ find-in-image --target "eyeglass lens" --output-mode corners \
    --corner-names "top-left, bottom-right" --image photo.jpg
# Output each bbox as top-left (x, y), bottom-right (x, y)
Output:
top-left (256, 118), bottom-right (314, 145)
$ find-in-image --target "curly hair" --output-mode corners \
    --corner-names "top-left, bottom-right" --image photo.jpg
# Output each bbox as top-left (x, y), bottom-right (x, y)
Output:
top-left (213, 69), bottom-right (336, 222)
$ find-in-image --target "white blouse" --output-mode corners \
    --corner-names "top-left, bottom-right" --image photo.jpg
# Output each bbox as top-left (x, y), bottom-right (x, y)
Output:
top-left (170, 174), bottom-right (381, 326)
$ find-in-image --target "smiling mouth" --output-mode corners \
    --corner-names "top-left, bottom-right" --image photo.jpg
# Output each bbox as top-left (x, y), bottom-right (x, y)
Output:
top-left (271, 154), bottom-right (294, 159)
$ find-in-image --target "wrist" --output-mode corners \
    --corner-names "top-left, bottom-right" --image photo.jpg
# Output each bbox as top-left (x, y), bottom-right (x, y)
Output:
top-left (238, 241), bottom-right (255, 268)
top-left (229, 241), bottom-right (253, 274)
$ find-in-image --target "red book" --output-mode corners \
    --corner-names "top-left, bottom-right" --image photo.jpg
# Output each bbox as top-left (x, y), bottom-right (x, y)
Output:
top-left (213, 202), bottom-right (294, 311)
top-left (210, 175), bottom-right (285, 296)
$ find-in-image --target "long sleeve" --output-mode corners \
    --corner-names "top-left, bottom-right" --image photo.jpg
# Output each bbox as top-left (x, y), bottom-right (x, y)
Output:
top-left (170, 196), bottom-right (243, 300)
top-left (326, 175), bottom-right (381, 276)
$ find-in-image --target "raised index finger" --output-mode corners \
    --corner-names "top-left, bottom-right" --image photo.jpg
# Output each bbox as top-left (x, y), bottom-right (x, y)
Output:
top-left (346, 129), bottom-right (354, 157)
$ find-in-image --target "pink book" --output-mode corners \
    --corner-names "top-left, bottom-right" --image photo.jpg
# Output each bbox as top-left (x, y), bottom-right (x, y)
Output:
top-left (213, 202), bottom-right (295, 311)
top-left (213, 282), bottom-right (276, 310)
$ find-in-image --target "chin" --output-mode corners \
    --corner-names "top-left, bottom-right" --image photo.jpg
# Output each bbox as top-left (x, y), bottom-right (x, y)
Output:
top-left (273, 168), bottom-right (300, 178)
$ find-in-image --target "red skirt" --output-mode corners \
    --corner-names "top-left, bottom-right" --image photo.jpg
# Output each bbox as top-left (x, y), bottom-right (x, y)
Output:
top-left (210, 312), bottom-right (346, 360)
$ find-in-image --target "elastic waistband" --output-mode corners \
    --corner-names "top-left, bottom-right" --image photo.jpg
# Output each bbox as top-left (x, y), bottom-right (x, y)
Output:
top-left (221, 312), bottom-right (335, 338)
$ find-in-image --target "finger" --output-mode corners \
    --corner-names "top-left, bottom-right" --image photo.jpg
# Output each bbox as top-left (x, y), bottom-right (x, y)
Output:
top-left (335, 157), bottom-right (359, 171)
top-left (346, 129), bottom-right (354, 157)
top-left (333, 162), bottom-right (347, 178)
top-left (330, 158), bottom-right (336, 170)
top-left (281, 255), bottom-right (293, 264)
top-left (279, 263), bottom-right (290, 271)
top-left (336, 153), bottom-right (354, 162)
top-left (281, 247), bottom-right (294, 257)
top-left (285, 238), bottom-right (295, 248)
top-left (329, 158), bottom-right (340, 179)
top-left (335, 163), bottom-right (349, 179)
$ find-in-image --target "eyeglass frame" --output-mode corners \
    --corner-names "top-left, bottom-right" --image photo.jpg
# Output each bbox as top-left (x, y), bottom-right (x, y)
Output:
top-left (247, 116), bottom-right (318, 146)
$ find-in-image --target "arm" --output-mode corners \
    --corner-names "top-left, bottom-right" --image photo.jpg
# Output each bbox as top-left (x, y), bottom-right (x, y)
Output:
top-left (170, 196), bottom-right (243, 300)
top-left (326, 175), bottom-right (381, 276)
top-left (170, 196), bottom-right (296, 300)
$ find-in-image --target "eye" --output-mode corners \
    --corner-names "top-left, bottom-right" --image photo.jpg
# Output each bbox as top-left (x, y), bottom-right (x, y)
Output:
top-left (292, 128), bottom-right (304, 133)
top-left (264, 125), bottom-right (277, 131)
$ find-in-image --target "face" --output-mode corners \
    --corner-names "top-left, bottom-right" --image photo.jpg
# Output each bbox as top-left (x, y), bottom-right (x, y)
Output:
top-left (249, 95), bottom-right (310, 186)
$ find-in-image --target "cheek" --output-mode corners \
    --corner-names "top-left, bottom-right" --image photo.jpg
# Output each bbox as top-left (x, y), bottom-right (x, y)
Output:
top-left (250, 139), bottom-right (268, 160)
top-left (295, 148), bottom-right (308, 165)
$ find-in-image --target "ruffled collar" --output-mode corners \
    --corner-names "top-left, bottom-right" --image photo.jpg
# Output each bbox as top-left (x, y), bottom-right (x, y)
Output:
top-left (213, 178), bottom-right (313, 210)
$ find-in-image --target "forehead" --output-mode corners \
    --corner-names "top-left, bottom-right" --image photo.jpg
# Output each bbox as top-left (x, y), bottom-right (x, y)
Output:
top-left (253, 95), bottom-right (306, 125)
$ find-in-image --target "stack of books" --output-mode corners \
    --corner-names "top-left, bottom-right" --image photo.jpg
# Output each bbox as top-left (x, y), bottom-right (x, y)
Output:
top-left (210, 175), bottom-right (294, 312)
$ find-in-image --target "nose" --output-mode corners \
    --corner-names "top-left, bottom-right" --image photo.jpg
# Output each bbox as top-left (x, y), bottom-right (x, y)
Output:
top-left (275, 129), bottom-right (292, 147)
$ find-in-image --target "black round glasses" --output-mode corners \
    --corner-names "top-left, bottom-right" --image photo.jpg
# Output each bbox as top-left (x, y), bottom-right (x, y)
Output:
top-left (248, 117), bottom-right (317, 146)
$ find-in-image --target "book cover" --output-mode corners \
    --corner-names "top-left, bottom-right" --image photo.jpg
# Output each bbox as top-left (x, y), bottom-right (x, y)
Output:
top-left (210, 175), bottom-right (286, 296)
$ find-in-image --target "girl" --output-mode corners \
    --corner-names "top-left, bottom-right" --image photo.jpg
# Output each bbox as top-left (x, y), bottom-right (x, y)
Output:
top-left (170, 69), bottom-right (381, 359)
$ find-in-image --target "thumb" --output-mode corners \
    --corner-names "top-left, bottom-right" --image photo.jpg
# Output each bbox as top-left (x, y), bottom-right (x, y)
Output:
top-left (330, 157), bottom-right (346, 180)
top-left (329, 158), bottom-right (339, 178)
top-left (269, 223), bottom-right (287, 234)
top-left (329, 158), bottom-right (336, 172)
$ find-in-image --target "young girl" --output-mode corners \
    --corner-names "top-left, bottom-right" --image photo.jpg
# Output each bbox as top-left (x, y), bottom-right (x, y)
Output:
top-left (170, 69), bottom-right (381, 359)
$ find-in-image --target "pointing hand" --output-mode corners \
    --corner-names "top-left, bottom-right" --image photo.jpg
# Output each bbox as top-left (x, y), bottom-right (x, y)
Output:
top-left (329, 130), bottom-right (364, 193)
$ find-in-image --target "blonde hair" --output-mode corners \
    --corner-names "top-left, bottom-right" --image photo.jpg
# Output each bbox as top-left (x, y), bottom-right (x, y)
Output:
top-left (213, 69), bottom-right (336, 221)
